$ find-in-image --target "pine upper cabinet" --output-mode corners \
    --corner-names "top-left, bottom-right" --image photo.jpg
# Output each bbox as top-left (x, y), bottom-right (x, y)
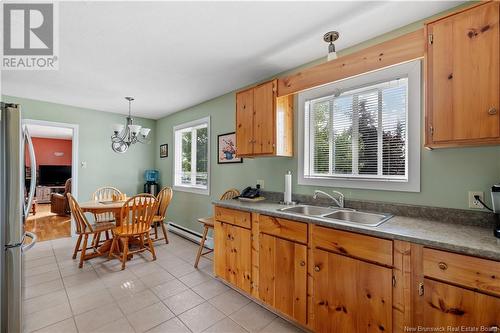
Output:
top-left (235, 79), bottom-right (293, 157)
top-left (426, 2), bottom-right (500, 148)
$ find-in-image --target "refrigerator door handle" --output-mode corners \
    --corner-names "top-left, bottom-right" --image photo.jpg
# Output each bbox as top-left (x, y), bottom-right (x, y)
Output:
top-left (21, 231), bottom-right (37, 252)
top-left (23, 125), bottom-right (37, 220)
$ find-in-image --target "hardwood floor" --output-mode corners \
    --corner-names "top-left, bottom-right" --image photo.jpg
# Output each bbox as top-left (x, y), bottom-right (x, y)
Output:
top-left (25, 203), bottom-right (71, 242)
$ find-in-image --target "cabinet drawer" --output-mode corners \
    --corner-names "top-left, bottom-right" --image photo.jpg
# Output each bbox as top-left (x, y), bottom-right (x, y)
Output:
top-left (312, 225), bottom-right (393, 266)
top-left (423, 248), bottom-right (500, 297)
top-left (214, 206), bottom-right (251, 229)
top-left (259, 215), bottom-right (307, 244)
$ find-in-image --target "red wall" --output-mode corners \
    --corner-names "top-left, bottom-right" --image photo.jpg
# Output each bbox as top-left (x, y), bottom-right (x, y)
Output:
top-left (25, 138), bottom-right (72, 167)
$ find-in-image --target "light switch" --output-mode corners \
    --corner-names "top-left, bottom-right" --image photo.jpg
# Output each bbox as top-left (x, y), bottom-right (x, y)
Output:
top-left (81, 161), bottom-right (87, 168)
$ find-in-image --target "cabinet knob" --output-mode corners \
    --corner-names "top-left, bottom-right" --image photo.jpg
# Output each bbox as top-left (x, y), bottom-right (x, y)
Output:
top-left (314, 265), bottom-right (320, 272)
top-left (488, 107), bottom-right (497, 115)
top-left (438, 262), bottom-right (448, 270)
top-left (299, 260), bottom-right (305, 267)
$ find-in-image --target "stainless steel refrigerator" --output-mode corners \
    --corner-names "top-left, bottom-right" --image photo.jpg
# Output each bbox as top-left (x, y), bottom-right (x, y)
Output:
top-left (0, 102), bottom-right (37, 333)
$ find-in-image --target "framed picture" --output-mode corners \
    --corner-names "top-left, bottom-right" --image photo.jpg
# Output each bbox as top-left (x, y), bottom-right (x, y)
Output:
top-left (160, 144), bottom-right (168, 158)
top-left (218, 132), bottom-right (242, 164)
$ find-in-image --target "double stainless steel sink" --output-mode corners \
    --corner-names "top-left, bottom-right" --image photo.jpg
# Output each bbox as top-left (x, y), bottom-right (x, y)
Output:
top-left (278, 205), bottom-right (392, 227)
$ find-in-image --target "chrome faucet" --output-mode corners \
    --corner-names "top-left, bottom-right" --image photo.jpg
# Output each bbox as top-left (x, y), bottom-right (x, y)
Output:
top-left (313, 190), bottom-right (344, 208)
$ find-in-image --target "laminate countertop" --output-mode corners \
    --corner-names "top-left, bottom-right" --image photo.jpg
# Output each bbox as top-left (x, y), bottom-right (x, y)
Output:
top-left (213, 199), bottom-right (500, 261)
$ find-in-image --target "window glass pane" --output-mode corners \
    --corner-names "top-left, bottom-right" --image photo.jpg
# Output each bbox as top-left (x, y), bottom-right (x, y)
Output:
top-left (306, 77), bottom-right (408, 180)
top-left (181, 131), bottom-right (192, 185)
top-left (382, 79), bottom-right (407, 176)
top-left (357, 90), bottom-right (379, 175)
top-left (332, 96), bottom-right (352, 174)
top-left (196, 126), bottom-right (208, 186)
top-left (312, 100), bottom-right (330, 174)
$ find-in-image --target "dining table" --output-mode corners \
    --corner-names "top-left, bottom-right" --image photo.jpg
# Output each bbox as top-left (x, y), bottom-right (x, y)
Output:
top-left (79, 199), bottom-right (127, 256)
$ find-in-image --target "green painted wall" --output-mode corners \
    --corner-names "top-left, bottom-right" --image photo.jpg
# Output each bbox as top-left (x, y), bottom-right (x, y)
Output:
top-left (154, 7), bottom-right (500, 234)
top-left (3, 95), bottom-right (156, 201)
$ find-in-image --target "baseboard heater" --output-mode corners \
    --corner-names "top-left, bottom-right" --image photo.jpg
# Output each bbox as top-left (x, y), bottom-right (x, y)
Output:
top-left (167, 222), bottom-right (213, 250)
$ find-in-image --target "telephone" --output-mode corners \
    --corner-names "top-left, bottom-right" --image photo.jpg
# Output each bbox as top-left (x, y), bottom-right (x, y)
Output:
top-left (240, 186), bottom-right (261, 199)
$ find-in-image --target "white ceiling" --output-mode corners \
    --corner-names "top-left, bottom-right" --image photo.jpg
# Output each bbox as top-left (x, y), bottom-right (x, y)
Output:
top-left (2, 1), bottom-right (463, 120)
top-left (27, 124), bottom-right (73, 140)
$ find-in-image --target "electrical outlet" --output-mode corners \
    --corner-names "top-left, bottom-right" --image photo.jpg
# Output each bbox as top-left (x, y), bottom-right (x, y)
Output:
top-left (468, 191), bottom-right (484, 209)
top-left (257, 179), bottom-right (265, 189)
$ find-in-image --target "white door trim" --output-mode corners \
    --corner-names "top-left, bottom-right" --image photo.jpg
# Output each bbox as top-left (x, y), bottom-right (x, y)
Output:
top-left (22, 119), bottom-right (79, 237)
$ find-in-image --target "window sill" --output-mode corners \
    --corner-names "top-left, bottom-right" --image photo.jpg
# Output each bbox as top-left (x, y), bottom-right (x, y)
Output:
top-left (173, 185), bottom-right (210, 196)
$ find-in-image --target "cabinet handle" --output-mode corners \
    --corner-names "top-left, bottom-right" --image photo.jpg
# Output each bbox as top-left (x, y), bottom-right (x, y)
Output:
top-left (418, 282), bottom-right (424, 296)
top-left (438, 262), bottom-right (448, 271)
top-left (314, 265), bottom-right (320, 272)
top-left (299, 260), bottom-right (305, 267)
top-left (488, 107), bottom-right (497, 115)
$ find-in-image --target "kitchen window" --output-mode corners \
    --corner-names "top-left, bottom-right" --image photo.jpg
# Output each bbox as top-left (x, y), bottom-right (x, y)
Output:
top-left (173, 117), bottom-right (210, 195)
top-left (298, 60), bottom-right (421, 192)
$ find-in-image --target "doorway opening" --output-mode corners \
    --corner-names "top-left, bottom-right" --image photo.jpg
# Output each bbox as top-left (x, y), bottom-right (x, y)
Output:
top-left (23, 120), bottom-right (79, 242)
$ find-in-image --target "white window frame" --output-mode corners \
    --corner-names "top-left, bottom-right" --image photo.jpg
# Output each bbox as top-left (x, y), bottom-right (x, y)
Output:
top-left (298, 60), bottom-right (421, 192)
top-left (173, 116), bottom-right (210, 195)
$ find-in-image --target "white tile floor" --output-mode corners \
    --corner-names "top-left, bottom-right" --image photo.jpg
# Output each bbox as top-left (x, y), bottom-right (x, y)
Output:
top-left (23, 233), bottom-right (306, 333)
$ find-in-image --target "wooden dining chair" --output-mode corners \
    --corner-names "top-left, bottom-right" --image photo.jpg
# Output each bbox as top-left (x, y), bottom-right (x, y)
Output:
top-left (151, 187), bottom-right (173, 244)
top-left (194, 188), bottom-right (240, 268)
top-left (91, 186), bottom-right (122, 243)
top-left (109, 194), bottom-right (158, 270)
top-left (67, 193), bottom-right (116, 268)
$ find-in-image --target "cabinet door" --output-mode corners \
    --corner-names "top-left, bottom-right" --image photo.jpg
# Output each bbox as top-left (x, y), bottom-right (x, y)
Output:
top-left (259, 234), bottom-right (307, 325)
top-left (428, 2), bottom-right (500, 143)
top-left (424, 279), bottom-right (500, 328)
top-left (214, 221), bottom-right (252, 293)
top-left (214, 221), bottom-right (228, 279)
top-left (423, 278), bottom-right (500, 329)
top-left (253, 81), bottom-right (275, 155)
top-left (227, 224), bottom-right (252, 293)
top-left (313, 249), bottom-right (392, 333)
top-left (236, 88), bottom-right (254, 155)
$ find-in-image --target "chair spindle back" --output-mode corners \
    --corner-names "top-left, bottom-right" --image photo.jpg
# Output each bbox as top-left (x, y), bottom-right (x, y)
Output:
top-left (67, 193), bottom-right (94, 234)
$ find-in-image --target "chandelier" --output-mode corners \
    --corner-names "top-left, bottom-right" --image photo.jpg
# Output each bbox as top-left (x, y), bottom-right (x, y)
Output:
top-left (111, 97), bottom-right (151, 153)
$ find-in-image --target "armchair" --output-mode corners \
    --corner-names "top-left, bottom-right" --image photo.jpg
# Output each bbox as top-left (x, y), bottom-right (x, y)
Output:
top-left (50, 178), bottom-right (72, 215)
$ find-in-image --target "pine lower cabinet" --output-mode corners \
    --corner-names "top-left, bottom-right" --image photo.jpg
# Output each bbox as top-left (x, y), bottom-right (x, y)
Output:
top-left (213, 206), bottom-right (500, 333)
top-left (423, 278), bottom-right (500, 329)
top-left (419, 247), bottom-right (500, 330)
top-left (259, 233), bottom-right (307, 325)
top-left (312, 249), bottom-right (394, 332)
top-left (214, 220), bottom-right (252, 293)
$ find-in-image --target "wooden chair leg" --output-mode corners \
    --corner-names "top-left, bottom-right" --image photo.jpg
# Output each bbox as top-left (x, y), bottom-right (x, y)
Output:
top-left (109, 236), bottom-right (117, 259)
top-left (79, 234), bottom-right (89, 268)
top-left (73, 234), bottom-right (82, 259)
top-left (154, 223), bottom-right (158, 240)
top-left (146, 233), bottom-right (156, 261)
top-left (194, 225), bottom-right (209, 268)
top-left (160, 221), bottom-right (169, 244)
top-left (121, 237), bottom-right (129, 270)
top-left (95, 232), bottom-right (101, 248)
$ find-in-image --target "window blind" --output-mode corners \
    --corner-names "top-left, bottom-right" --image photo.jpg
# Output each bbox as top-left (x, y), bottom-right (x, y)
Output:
top-left (306, 77), bottom-right (408, 180)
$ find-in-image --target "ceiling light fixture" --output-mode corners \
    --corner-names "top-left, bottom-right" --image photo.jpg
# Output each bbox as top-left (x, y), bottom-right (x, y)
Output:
top-left (324, 31), bottom-right (339, 61)
top-left (111, 97), bottom-right (151, 153)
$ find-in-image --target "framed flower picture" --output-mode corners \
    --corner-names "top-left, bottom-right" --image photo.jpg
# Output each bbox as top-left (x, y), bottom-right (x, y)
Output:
top-left (218, 132), bottom-right (242, 164)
